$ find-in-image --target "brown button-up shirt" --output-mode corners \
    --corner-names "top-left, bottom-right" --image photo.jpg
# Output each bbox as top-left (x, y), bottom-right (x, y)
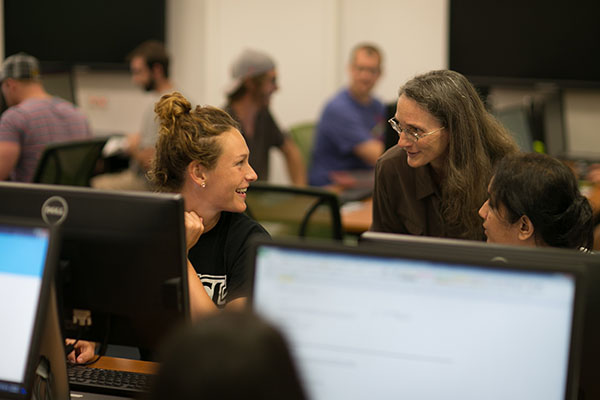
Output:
top-left (370, 145), bottom-right (450, 237)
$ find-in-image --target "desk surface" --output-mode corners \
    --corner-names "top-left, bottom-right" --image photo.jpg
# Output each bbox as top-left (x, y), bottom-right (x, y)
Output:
top-left (325, 184), bottom-right (372, 235)
top-left (341, 198), bottom-right (372, 234)
top-left (89, 356), bottom-right (158, 375)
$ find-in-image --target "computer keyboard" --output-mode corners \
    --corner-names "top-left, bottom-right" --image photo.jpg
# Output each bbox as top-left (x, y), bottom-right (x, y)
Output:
top-left (67, 364), bottom-right (153, 397)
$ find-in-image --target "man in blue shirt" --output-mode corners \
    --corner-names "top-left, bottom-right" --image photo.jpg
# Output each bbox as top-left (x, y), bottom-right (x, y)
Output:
top-left (309, 44), bottom-right (385, 186)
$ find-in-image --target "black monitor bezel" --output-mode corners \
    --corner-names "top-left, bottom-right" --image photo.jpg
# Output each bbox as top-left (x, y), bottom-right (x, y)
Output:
top-left (0, 182), bottom-right (190, 357)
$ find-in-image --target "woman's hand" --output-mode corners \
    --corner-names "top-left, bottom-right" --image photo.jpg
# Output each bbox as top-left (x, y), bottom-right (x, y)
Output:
top-left (185, 211), bottom-right (204, 252)
top-left (65, 339), bottom-right (96, 364)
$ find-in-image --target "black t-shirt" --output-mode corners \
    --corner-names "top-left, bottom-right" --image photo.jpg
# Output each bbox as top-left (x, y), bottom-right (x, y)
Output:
top-left (187, 211), bottom-right (269, 306)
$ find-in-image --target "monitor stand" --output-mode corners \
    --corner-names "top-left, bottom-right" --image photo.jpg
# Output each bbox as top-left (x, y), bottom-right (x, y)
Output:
top-left (35, 284), bottom-right (69, 400)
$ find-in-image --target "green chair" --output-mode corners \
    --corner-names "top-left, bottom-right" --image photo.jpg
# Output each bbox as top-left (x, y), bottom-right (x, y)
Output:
top-left (289, 121), bottom-right (316, 168)
top-left (245, 181), bottom-right (343, 240)
top-left (32, 137), bottom-right (109, 186)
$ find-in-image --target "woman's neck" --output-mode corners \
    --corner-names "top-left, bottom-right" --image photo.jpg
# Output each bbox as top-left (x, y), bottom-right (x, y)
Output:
top-left (181, 183), bottom-right (221, 233)
top-left (202, 212), bottom-right (221, 233)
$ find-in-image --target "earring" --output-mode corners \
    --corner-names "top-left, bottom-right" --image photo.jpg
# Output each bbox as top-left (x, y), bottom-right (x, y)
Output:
top-left (201, 182), bottom-right (206, 188)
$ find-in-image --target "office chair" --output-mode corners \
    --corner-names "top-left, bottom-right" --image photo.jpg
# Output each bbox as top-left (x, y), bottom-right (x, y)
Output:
top-left (32, 137), bottom-right (109, 186)
top-left (289, 121), bottom-right (316, 168)
top-left (245, 181), bottom-right (343, 240)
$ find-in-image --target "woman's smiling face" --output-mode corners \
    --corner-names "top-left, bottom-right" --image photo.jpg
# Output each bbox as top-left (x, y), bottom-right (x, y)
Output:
top-left (202, 128), bottom-right (257, 213)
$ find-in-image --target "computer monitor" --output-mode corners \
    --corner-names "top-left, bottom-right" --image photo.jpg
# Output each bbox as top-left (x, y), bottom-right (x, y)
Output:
top-left (0, 216), bottom-right (60, 400)
top-left (493, 105), bottom-right (535, 152)
top-left (383, 102), bottom-right (398, 151)
top-left (0, 182), bottom-right (189, 357)
top-left (250, 238), bottom-right (585, 400)
top-left (360, 231), bottom-right (600, 399)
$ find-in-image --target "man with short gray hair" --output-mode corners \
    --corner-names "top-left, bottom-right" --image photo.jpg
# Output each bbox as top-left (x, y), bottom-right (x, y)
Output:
top-left (309, 43), bottom-right (385, 186)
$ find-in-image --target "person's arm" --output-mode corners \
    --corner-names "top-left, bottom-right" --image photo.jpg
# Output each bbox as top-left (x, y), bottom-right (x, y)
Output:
top-left (0, 141), bottom-right (20, 180)
top-left (318, 103), bottom-right (384, 169)
top-left (184, 211), bottom-right (220, 318)
top-left (187, 260), bottom-right (219, 317)
top-left (354, 139), bottom-right (384, 166)
top-left (131, 146), bottom-right (156, 172)
top-left (125, 131), bottom-right (157, 172)
top-left (587, 164), bottom-right (600, 184)
top-left (280, 137), bottom-right (307, 186)
top-left (130, 105), bottom-right (160, 172)
top-left (225, 297), bottom-right (247, 310)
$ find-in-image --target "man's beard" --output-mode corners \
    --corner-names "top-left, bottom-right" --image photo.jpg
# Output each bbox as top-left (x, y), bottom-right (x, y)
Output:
top-left (251, 89), bottom-right (270, 108)
top-left (144, 77), bottom-right (156, 92)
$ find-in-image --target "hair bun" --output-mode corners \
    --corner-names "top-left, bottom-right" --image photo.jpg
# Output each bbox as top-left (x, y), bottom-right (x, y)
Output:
top-left (155, 91), bottom-right (191, 122)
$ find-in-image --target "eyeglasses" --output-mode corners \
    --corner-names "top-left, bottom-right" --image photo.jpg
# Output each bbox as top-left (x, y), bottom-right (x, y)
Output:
top-left (352, 64), bottom-right (380, 76)
top-left (388, 117), bottom-right (444, 142)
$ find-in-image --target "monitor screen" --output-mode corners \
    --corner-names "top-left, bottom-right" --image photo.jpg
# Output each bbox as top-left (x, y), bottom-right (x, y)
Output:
top-left (493, 105), bottom-right (535, 152)
top-left (0, 217), bottom-right (58, 400)
top-left (449, 1), bottom-right (600, 88)
top-left (0, 182), bottom-right (189, 357)
top-left (360, 231), bottom-right (600, 399)
top-left (4, 0), bottom-right (165, 68)
top-left (251, 239), bottom-right (583, 400)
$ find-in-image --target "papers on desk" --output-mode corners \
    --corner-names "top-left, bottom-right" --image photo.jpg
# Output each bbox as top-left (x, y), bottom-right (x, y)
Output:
top-left (102, 135), bottom-right (129, 157)
top-left (341, 201), bottom-right (365, 214)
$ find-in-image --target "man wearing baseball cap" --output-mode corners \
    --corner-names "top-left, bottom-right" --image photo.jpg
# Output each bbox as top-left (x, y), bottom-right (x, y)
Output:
top-left (224, 49), bottom-right (306, 185)
top-left (0, 52), bottom-right (91, 182)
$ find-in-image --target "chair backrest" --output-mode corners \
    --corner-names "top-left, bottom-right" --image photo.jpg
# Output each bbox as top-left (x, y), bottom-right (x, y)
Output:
top-left (245, 182), bottom-right (343, 240)
top-left (32, 137), bottom-right (109, 186)
top-left (289, 121), bottom-right (316, 168)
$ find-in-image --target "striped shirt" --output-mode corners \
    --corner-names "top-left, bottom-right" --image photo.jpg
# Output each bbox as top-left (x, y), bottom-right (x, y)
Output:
top-left (0, 97), bottom-right (91, 182)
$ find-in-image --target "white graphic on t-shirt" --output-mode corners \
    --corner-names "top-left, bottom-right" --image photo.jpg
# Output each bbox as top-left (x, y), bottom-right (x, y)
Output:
top-left (198, 274), bottom-right (227, 306)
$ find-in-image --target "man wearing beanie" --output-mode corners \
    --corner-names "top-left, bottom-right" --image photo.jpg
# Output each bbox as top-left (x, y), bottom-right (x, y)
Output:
top-left (224, 49), bottom-right (306, 185)
top-left (0, 52), bottom-right (91, 182)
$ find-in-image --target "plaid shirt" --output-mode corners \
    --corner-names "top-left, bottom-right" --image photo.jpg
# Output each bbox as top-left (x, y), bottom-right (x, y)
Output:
top-left (0, 97), bottom-right (91, 182)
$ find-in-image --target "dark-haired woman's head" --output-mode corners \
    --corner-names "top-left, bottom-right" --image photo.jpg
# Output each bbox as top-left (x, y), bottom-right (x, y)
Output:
top-left (149, 92), bottom-right (257, 213)
top-left (479, 152), bottom-right (593, 249)
top-left (148, 311), bottom-right (307, 400)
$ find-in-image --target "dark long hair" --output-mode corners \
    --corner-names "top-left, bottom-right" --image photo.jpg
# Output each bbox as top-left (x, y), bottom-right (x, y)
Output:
top-left (489, 152), bottom-right (594, 249)
top-left (147, 311), bottom-right (307, 400)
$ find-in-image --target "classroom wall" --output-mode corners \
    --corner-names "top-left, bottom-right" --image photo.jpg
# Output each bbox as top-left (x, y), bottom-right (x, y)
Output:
top-left (1, 0), bottom-right (599, 179)
top-left (163, 0), bottom-right (448, 127)
top-left (168, 0), bottom-right (448, 183)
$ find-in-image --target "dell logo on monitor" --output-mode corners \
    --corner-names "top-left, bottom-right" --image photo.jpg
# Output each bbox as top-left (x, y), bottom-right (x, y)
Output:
top-left (41, 196), bottom-right (69, 225)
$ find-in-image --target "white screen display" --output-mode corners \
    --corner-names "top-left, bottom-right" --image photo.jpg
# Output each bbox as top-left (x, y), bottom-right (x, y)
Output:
top-left (253, 246), bottom-right (576, 400)
top-left (0, 227), bottom-right (48, 388)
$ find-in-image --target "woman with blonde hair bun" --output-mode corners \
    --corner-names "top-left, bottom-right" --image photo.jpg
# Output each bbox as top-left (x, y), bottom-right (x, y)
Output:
top-left (151, 91), bottom-right (269, 316)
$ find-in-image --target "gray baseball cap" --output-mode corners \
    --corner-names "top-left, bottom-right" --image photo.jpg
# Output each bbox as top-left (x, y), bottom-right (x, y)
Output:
top-left (225, 49), bottom-right (275, 95)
